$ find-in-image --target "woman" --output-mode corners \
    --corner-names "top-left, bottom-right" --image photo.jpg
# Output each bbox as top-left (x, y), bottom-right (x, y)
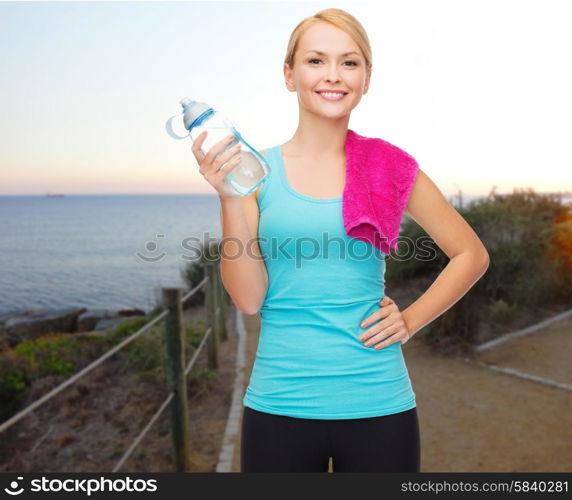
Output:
top-left (192, 8), bottom-right (489, 472)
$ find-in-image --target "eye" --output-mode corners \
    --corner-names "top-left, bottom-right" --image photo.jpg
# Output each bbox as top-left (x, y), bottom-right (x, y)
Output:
top-left (308, 58), bottom-right (358, 67)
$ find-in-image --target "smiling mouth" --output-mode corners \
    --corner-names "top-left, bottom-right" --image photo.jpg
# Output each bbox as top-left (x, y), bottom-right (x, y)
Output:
top-left (315, 91), bottom-right (348, 101)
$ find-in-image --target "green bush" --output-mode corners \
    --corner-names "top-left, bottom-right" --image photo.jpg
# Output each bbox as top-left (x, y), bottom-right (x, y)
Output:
top-left (487, 299), bottom-right (516, 327)
top-left (180, 238), bottom-right (230, 308)
top-left (0, 309), bottom-right (218, 425)
top-left (0, 332), bottom-right (89, 423)
top-left (388, 187), bottom-right (570, 351)
top-left (386, 215), bottom-right (446, 282)
top-left (119, 315), bottom-right (212, 388)
top-left (107, 317), bottom-right (150, 343)
top-left (13, 333), bottom-right (79, 378)
top-left (184, 318), bottom-right (207, 350)
top-left (0, 353), bottom-right (30, 422)
top-left (122, 326), bottom-right (165, 384)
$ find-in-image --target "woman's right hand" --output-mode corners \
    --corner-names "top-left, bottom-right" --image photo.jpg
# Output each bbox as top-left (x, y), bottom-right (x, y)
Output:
top-left (191, 131), bottom-right (243, 199)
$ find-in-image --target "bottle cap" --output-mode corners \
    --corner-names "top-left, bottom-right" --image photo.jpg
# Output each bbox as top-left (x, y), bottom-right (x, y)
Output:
top-left (179, 99), bottom-right (212, 131)
top-left (179, 97), bottom-right (193, 108)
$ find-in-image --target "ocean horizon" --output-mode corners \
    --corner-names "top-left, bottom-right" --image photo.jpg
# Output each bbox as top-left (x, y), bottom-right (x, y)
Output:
top-left (0, 191), bottom-right (506, 316)
top-left (0, 194), bottom-right (222, 316)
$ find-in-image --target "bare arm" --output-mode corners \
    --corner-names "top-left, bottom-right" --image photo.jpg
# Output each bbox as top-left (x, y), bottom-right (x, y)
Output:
top-left (218, 163), bottom-right (268, 315)
top-left (400, 169), bottom-right (490, 337)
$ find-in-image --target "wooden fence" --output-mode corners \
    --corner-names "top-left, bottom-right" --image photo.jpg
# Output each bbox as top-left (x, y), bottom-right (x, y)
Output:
top-left (0, 260), bottom-right (228, 472)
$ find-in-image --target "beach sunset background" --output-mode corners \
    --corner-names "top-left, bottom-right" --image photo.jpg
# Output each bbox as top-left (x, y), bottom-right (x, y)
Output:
top-left (1, 0), bottom-right (570, 197)
top-left (0, 0), bottom-right (571, 474)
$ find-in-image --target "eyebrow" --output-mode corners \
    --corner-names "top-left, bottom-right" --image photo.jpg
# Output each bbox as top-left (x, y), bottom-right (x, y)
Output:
top-left (305, 50), bottom-right (360, 57)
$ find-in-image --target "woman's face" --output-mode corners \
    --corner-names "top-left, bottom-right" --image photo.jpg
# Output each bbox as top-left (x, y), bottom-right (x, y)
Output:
top-left (284, 22), bottom-right (371, 119)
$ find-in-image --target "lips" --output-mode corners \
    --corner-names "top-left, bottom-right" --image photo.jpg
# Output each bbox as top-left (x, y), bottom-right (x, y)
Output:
top-left (315, 91), bottom-right (348, 101)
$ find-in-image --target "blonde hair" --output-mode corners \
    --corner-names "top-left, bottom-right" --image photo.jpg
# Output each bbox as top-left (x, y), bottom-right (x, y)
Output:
top-left (284, 8), bottom-right (372, 72)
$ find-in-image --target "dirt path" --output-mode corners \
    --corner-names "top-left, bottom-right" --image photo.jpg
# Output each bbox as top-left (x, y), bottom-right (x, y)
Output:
top-left (474, 315), bottom-right (572, 386)
top-left (228, 310), bottom-right (572, 472)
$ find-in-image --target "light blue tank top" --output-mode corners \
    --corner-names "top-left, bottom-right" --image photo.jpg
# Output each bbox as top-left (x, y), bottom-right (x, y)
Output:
top-left (242, 144), bottom-right (416, 419)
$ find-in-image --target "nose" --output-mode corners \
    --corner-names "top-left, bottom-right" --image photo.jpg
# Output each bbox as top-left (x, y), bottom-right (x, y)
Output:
top-left (325, 63), bottom-right (341, 83)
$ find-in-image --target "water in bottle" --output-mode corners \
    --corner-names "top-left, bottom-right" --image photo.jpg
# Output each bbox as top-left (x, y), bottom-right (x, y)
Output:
top-left (166, 98), bottom-right (270, 197)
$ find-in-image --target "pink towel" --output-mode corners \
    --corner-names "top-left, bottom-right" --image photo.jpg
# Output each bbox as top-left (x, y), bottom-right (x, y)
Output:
top-left (342, 129), bottom-right (419, 255)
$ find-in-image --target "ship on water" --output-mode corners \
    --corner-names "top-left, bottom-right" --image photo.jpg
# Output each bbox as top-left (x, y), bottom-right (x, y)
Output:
top-left (46, 192), bottom-right (64, 198)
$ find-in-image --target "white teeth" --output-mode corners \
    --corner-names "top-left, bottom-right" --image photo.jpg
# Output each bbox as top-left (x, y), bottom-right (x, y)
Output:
top-left (318, 92), bottom-right (346, 98)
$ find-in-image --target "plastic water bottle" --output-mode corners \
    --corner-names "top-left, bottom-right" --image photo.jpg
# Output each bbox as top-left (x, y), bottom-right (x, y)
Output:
top-left (166, 98), bottom-right (270, 197)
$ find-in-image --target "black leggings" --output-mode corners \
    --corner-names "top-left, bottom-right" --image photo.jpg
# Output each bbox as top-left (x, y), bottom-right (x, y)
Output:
top-left (240, 405), bottom-right (420, 472)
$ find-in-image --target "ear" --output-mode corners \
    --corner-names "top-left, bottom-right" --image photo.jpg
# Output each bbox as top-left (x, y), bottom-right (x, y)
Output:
top-left (284, 62), bottom-right (295, 92)
top-left (363, 66), bottom-right (372, 95)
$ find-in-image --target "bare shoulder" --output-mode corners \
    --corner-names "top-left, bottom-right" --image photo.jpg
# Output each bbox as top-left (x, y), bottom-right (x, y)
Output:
top-left (404, 169), bottom-right (444, 216)
top-left (405, 169), bottom-right (488, 260)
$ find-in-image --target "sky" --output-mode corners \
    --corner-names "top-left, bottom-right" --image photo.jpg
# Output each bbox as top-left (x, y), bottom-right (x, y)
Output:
top-left (0, 0), bottom-right (570, 197)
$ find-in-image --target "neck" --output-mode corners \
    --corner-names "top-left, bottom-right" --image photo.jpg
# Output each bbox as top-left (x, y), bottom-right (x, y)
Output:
top-left (286, 112), bottom-right (350, 159)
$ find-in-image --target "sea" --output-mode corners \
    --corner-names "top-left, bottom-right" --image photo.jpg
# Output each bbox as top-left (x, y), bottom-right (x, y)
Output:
top-left (0, 194), bottom-right (222, 316)
top-left (1, 190), bottom-right (549, 317)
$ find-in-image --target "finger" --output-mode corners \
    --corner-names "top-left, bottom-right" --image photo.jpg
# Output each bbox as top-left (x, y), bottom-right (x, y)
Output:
top-left (374, 329), bottom-right (406, 349)
top-left (363, 325), bottom-right (396, 347)
top-left (359, 321), bottom-right (395, 342)
top-left (365, 326), bottom-right (400, 349)
top-left (191, 131), bottom-right (208, 163)
top-left (203, 133), bottom-right (236, 170)
top-left (210, 141), bottom-right (242, 174)
top-left (360, 305), bottom-right (389, 329)
top-left (359, 315), bottom-right (390, 341)
top-left (380, 295), bottom-right (395, 305)
top-left (214, 153), bottom-right (242, 176)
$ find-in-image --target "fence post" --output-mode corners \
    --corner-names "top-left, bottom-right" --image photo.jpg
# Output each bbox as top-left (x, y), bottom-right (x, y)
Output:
top-left (204, 262), bottom-right (219, 371)
top-left (162, 287), bottom-right (191, 472)
top-left (215, 260), bottom-right (228, 342)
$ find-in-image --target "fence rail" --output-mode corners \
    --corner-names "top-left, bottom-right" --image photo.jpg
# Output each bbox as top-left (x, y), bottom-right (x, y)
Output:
top-left (0, 260), bottom-right (229, 472)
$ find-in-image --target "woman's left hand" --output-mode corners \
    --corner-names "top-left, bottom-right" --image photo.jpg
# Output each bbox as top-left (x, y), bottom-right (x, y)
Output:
top-left (358, 295), bottom-right (412, 349)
